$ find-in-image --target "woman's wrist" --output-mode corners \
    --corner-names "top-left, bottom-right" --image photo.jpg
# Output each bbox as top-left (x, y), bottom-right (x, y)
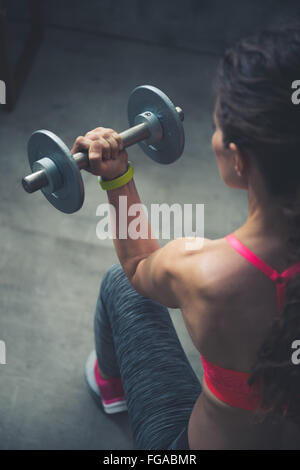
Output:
top-left (98, 162), bottom-right (134, 191)
top-left (101, 164), bottom-right (129, 181)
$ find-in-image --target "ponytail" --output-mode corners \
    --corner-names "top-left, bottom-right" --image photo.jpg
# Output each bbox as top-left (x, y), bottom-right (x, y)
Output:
top-left (216, 23), bottom-right (300, 425)
top-left (249, 196), bottom-right (300, 426)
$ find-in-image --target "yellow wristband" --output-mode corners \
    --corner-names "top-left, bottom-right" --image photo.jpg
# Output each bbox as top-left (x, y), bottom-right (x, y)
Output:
top-left (98, 162), bottom-right (134, 191)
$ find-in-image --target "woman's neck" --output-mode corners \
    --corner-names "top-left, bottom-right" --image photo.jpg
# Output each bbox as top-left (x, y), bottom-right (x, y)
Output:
top-left (240, 179), bottom-right (289, 241)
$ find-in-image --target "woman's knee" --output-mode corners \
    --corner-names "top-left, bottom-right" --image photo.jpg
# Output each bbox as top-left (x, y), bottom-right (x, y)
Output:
top-left (100, 263), bottom-right (128, 300)
top-left (94, 264), bottom-right (126, 325)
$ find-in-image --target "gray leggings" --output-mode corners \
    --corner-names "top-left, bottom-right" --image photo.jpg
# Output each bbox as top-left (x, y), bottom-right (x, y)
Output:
top-left (94, 263), bottom-right (202, 450)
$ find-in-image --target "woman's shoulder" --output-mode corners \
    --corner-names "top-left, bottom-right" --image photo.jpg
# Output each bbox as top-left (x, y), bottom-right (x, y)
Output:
top-left (175, 235), bottom-right (235, 270)
top-left (165, 234), bottom-right (250, 301)
top-left (177, 235), bottom-right (249, 301)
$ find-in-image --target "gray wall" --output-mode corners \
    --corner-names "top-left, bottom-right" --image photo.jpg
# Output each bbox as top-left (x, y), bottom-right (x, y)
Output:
top-left (7, 0), bottom-right (300, 54)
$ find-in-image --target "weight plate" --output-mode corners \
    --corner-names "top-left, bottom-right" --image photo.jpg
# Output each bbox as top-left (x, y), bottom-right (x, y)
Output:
top-left (28, 130), bottom-right (84, 214)
top-left (127, 85), bottom-right (185, 164)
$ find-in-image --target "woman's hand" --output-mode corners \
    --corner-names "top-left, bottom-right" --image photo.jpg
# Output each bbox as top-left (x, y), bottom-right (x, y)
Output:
top-left (71, 127), bottom-right (128, 180)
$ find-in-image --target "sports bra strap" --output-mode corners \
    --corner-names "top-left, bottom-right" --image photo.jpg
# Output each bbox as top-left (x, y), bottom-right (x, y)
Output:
top-left (225, 234), bottom-right (300, 312)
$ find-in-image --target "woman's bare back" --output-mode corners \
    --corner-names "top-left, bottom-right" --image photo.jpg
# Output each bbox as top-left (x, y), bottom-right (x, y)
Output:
top-left (180, 234), bottom-right (300, 449)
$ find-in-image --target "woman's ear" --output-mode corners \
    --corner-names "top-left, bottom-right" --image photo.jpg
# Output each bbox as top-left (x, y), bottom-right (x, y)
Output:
top-left (229, 143), bottom-right (246, 178)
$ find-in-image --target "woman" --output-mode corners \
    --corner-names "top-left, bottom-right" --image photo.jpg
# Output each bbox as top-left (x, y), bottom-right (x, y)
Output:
top-left (72, 23), bottom-right (300, 449)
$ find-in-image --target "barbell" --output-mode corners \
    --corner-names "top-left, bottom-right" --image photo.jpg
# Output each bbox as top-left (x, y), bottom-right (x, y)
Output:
top-left (22, 85), bottom-right (185, 214)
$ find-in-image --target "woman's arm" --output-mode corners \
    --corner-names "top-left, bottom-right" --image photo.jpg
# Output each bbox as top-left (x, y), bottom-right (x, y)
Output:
top-left (108, 177), bottom-right (204, 308)
top-left (106, 177), bottom-right (160, 280)
top-left (71, 127), bottom-right (202, 308)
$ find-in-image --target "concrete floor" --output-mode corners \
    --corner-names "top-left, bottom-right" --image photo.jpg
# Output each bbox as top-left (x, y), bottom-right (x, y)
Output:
top-left (0, 26), bottom-right (248, 449)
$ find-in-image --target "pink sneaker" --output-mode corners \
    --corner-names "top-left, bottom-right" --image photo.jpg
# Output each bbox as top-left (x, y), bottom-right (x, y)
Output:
top-left (85, 350), bottom-right (127, 414)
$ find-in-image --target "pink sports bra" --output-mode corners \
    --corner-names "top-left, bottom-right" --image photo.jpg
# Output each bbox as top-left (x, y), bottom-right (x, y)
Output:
top-left (201, 233), bottom-right (300, 411)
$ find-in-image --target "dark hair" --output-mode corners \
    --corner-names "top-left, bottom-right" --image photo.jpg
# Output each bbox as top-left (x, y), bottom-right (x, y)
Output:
top-left (215, 23), bottom-right (300, 425)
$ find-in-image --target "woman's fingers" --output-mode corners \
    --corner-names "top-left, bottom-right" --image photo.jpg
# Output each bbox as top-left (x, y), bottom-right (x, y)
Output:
top-left (71, 127), bottom-right (128, 177)
top-left (112, 132), bottom-right (124, 152)
top-left (86, 127), bottom-right (115, 140)
top-left (70, 135), bottom-right (90, 155)
top-left (106, 134), bottom-right (120, 159)
top-left (87, 131), bottom-right (123, 158)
